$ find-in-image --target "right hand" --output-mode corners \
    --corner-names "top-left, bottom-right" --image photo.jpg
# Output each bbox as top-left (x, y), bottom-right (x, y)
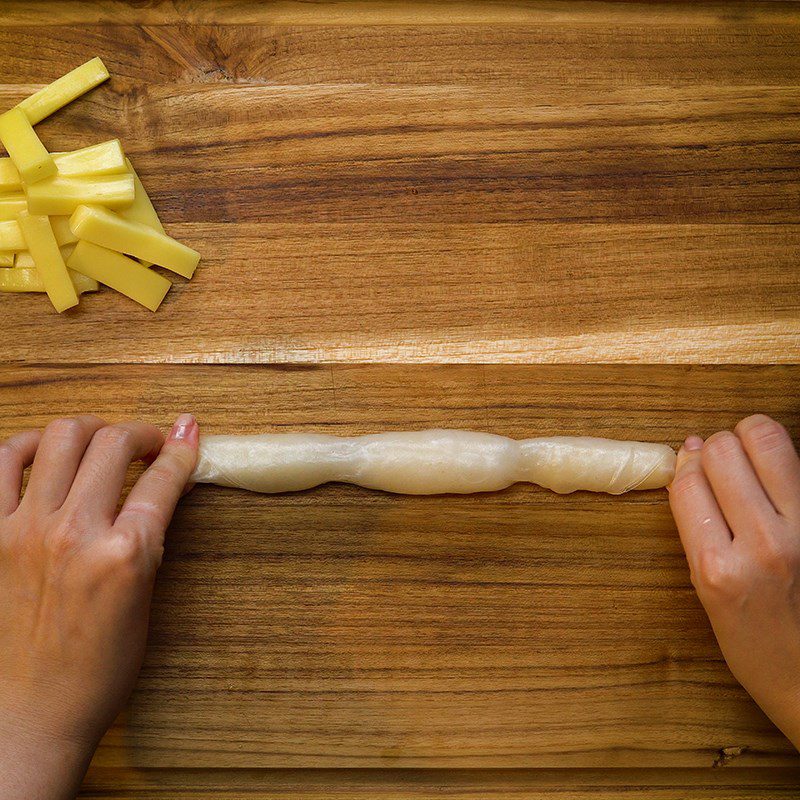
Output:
top-left (669, 414), bottom-right (800, 748)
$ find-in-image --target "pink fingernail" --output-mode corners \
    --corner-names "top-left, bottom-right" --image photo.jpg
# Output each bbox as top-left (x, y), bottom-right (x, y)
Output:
top-left (684, 435), bottom-right (703, 451)
top-left (169, 413), bottom-right (198, 445)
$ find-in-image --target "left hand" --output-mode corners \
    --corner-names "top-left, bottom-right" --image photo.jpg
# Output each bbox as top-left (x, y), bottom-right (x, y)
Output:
top-left (0, 414), bottom-right (198, 799)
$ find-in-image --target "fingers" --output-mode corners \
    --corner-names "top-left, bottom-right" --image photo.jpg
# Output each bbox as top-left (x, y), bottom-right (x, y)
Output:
top-left (701, 430), bottom-right (778, 536)
top-left (669, 437), bottom-right (732, 570)
top-left (65, 421), bottom-right (165, 522)
top-left (115, 414), bottom-right (199, 551)
top-left (23, 415), bottom-right (107, 512)
top-left (0, 429), bottom-right (42, 516)
top-left (735, 415), bottom-right (800, 520)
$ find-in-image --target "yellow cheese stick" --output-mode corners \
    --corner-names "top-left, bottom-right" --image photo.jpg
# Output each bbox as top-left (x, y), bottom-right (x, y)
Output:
top-left (0, 218), bottom-right (71, 252)
top-left (118, 160), bottom-right (165, 267)
top-left (118, 160), bottom-right (165, 233)
top-left (15, 244), bottom-right (75, 268)
top-left (0, 140), bottom-right (125, 190)
top-left (0, 267), bottom-right (98, 294)
top-left (17, 57), bottom-right (110, 125)
top-left (0, 194), bottom-right (28, 221)
top-left (0, 159), bottom-right (20, 192)
top-left (0, 219), bottom-right (26, 250)
top-left (0, 251), bottom-right (14, 267)
top-left (49, 215), bottom-right (77, 246)
top-left (13, 250), bottom-right (33, 267)
top-left (53, 139), bottom-right (126, 176)
top-left (70, 205), bottom-right (199, 278)
top-left (0, 108), bottom-right (57, 184)
top-left (25, 174), bottom-right (134, 215)
top-left (67, 240), bottom-right (171, 312)
top-left (17, 211), bottom-right (79, 312)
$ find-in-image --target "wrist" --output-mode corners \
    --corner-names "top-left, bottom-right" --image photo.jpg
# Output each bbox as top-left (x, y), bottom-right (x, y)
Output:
top-left (0, 700), bottom-right (95, 800)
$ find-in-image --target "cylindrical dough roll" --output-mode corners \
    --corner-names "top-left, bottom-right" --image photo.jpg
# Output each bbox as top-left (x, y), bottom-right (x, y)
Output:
top-left (190, 430), bottom-right (676, 495)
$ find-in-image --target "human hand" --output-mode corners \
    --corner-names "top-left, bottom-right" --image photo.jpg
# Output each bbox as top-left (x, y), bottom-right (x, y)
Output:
top-left (0, 414), bottom-right (198, 799)
top-left (669, 414), bottom-right (800, 748)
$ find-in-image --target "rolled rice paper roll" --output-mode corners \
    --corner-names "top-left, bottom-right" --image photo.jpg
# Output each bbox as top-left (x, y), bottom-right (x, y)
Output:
top-left (190, 430), bottom-right (676, 496)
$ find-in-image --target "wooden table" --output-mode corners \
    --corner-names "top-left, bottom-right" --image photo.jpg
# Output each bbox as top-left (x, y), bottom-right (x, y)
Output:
top-left (1, 2), bottom-right (799, 797)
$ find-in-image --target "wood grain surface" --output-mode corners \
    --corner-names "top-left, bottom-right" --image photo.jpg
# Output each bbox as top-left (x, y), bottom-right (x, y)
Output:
top-left (77, 767), bottom-right (800, 799)
top-left (1, 364), bottom-right (799, 779)
top-left (1, 1), bottom-right (799, 363)
top-left (0, 1), bottom-right (798, 796)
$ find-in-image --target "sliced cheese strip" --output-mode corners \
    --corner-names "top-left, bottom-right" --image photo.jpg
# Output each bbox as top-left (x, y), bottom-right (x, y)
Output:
top-left (67, 239), bottom-right (171, 312)
top-left (49, 215), bottom-right (77, 246)
top-left (118, 160), bottom-right (165, 268)
top-left (0, 159), bottom-right (20, 192)
top-left (25, 174), bottom-right (134, 215)
top-left (15, 244), bottom-right (75, 268)
top-left (0, 194), bottom-right (28, 221)
top-left (70, 204), bottom-right (199, 278)
top-left (0, 266), bottom-right (98, 294)
top-left (17, 210), bottom-right (79, 312)
top-left (0, 251), bottom-right (14, 267)
top-left (17, 57), bottom-right (110, 125)
top-left (0, 140), bottom-right (125, 189)
top-left (118, 159), bottom-right (165, 233)
top-left (0, 217), bottom-right (71, 252)
top-left (52, 139), bottom-right (126, 176)
top-left (0, 219), bottom-right (26, 251)
top-left (0, 108), bottom-right (57, 184)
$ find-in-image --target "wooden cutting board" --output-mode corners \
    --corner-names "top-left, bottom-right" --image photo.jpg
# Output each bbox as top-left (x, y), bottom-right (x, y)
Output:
top-left (0, 2), bottom-right (799, 797)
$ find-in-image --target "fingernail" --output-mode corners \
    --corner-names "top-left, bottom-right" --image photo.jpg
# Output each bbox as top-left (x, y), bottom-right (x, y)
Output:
top-left (684, 435), bottom-right (703, 451)
top-left (169, 413), bottom-right (198, 445)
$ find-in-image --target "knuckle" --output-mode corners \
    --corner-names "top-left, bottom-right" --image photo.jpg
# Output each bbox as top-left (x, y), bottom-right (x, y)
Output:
top-left (105, 534), bottom-right (153, 580)
top-left (111, 535), bottom-right (140, 564)
top-left (146, 461), bottom-right (181, 488)
top-left (0, 441), bottom-right (20, 467)
top-left (123, 499), bottom-right (167, 533)
top-left (740, 416), bottom-right (791, 455)
top-left (755, 536), bottom-right (799, 575)
top-left (45, 417), bottom-right (84, 442)
top-left (670, 470), bottom-right (706, 498)
top-left (43, 523), bottom-right (81, 559)
top-left (703, 431), bottom-right (741, 460)
top-left (94, 424), bottom-right (134, 450)
top-left (692, 550), bottom-right (735, 595)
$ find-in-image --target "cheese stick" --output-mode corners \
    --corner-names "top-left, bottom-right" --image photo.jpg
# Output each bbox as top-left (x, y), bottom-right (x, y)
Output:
top-left (26, 174), bottom-right (134, 215)
top-left (0, 194), bottom-right (28, 221)
top-left (66, 240), bottom-right (171, 311)
top-left (0, 159), bottom-right (21, 191)
top-left (0, 218), bottom-right (73, 251)
top-left (17, 57), bottom-right (109, 125)
top-left (69, 205), bottom-right (199, 278)
top-left (17, 210), bottom-right (79, 312)
top-left (191, 430), bottom-right (676, 496)
top-left (0, 266), bottom-right (98, 294)
top-left (0, 219), bottom-right (26, 250)
top-left (0, 108), bottom-right (57, 184)
top-left (0, 140), bottom-right (125, 190)
top-left (118, 159), bottom-right (165, 233)
top-left (15, 244), bottom-right (75, 268)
